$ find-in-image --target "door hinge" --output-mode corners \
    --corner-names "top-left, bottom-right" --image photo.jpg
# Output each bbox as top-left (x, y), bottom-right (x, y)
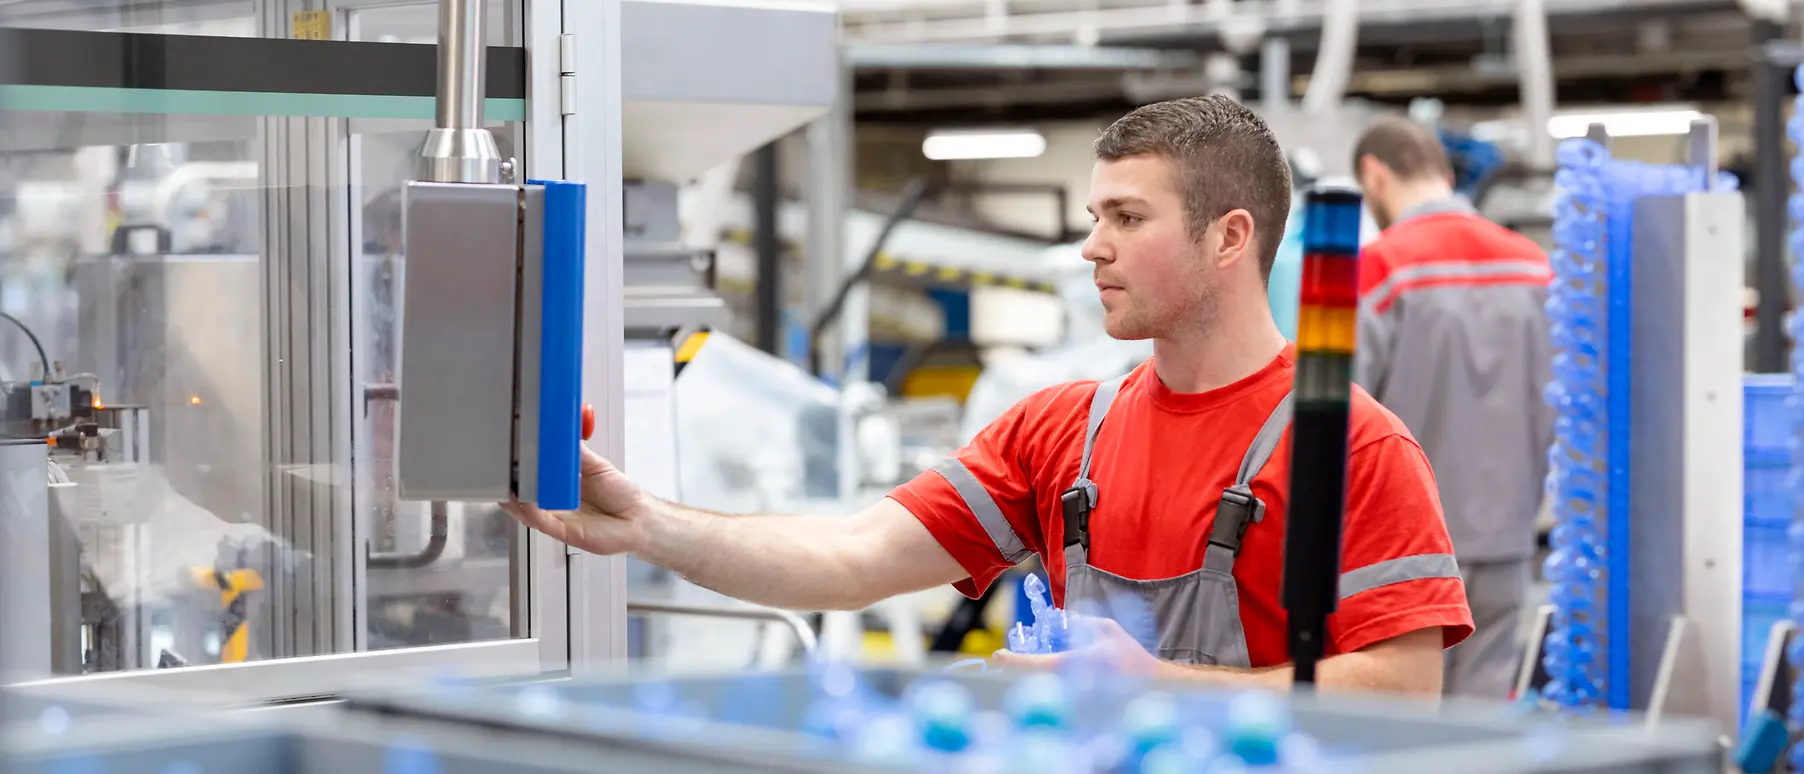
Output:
top-left (558, 33), bottom-right (576, 116)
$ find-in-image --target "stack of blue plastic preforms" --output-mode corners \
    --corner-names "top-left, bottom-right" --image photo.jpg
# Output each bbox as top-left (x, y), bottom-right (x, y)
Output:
top-left (1542, 138), bottom-right (1611, 712)
top-left (1743, 374), bottom-right (1792, 726)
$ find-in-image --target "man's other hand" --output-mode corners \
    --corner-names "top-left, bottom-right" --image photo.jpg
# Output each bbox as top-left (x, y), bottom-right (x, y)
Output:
top-left (502, 444), bottom-right (653, 555)
top-left (991, 616), bottom-right (1164, 676)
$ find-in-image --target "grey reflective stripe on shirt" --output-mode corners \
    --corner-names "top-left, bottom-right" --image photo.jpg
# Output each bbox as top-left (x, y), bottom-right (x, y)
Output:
top-left (932, 458), bottom-right (1033, 563)
top-left (1339, 553), bottom-right (1462, 600)
top-left (1360, 260), bottom-right (1553, 314)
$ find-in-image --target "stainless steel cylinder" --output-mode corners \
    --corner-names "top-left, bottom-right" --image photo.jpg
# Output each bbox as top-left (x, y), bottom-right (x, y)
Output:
top-left (417, 0), bottom-right (501, 183)
top-left (437, 0), bottom-right (484, 131)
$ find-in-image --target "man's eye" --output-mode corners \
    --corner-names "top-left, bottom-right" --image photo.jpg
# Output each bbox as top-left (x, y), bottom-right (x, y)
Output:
top-left (1118, 214), bottom-right (1142, 227)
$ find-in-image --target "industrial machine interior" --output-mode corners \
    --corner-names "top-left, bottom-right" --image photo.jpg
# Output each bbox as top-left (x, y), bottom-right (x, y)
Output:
top-left (0, 0), bottom-right (1802, 770)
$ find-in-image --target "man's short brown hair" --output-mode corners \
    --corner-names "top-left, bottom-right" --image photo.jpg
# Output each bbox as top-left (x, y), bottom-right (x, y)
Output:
top-left (1352, 116), bottom-right (1452, 183)
top-left (1093, 95), bottom-right (1293, 282)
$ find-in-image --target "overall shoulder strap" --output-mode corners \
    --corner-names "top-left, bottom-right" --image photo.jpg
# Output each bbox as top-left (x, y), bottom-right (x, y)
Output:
top-left (1062, 375), bottom-right (1126, 561)
top-left (1074, 375), bottom-right (1126, 499)
top-left (1236, 391), bottom-right (1295, 488)
top-left (1206, 391), bottom-right (1296, 571)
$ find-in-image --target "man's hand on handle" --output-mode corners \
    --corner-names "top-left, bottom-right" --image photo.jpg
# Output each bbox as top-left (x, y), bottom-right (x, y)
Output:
top-left (502, 444), bottom-right (652, 556)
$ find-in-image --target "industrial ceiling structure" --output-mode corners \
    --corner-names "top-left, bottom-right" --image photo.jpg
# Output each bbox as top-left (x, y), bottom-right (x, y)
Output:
top-left (839, 0), bottom-right (1769, 124)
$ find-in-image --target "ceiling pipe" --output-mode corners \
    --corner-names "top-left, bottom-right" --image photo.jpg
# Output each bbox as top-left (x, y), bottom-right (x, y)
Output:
top-left (1513, 0), bottom-right (1557, 167)
top-left (1301, 0), bottom-right (1359, 113)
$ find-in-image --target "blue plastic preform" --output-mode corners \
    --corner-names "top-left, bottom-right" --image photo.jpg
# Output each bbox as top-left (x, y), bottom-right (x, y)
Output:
top-left (533, 179), bottom-right (586, 511)
top-left (1544, 137), bottom-right (1609, 712)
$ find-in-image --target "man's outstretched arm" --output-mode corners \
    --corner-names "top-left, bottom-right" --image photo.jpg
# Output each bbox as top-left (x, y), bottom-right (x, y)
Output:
top-left (636, 497), bottom-right (968, 612)
top-left (504, 445), bottom-right (968, 612)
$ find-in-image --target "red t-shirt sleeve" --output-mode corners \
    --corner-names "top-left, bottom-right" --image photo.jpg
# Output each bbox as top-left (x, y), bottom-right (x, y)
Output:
top-left (888, 395), bottom-right (1045, 598)
top-left (1329, 433), bottom-right (1476, 654)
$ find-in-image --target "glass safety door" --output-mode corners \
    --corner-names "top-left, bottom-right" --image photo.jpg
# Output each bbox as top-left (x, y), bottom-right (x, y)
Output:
top-left (0, 0), bottom-right (618, 704)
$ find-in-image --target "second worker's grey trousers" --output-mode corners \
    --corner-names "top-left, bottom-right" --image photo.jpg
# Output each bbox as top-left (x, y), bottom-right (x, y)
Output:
top-left (1443, 557), bottom-right (1533, 699)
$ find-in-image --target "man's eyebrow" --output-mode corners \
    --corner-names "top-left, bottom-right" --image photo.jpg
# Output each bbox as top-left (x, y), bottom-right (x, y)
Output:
top-left (1091, 196), bottom-right (1150, 212)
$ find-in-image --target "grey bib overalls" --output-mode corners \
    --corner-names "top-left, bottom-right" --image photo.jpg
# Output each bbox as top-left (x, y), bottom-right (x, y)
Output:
top-left (1057, 376), bottom-right (1295, 668)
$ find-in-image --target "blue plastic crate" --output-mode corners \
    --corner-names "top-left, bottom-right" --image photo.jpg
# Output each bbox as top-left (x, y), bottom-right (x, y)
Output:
top-left (1744, 596), bottom-right (1788, 669)
top-left (1746, 461), bottom-right (1792, 527)
top-left (1746, 375), bottom-right (1794, 456)
top-left (1746, 522), bottom-right (1790, 599)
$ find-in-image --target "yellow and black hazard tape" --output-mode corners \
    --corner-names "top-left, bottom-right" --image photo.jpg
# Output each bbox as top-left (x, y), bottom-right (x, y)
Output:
top-left (720, 229), bottom-right (1055, 294)
top-left (673, 329), bottom-right (709, 377)
top-left (868, 254), bottom-right (1055, 294)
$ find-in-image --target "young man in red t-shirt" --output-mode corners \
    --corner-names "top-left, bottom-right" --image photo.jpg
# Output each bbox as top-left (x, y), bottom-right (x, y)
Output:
top-left (505, 96), bottom-right (1474, 695)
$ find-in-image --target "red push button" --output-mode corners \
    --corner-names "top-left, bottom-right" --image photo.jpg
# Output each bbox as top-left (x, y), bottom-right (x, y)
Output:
top-left (581, 404), bottom-right (595, 441)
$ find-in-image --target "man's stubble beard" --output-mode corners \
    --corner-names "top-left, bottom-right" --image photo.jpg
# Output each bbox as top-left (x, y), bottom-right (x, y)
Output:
top-left (1103, 279), bottom-right (1221, 342)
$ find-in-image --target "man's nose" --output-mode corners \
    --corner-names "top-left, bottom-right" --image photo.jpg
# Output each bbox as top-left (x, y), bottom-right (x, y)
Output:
top-left (1081, 226), bottom-right (1111, 263)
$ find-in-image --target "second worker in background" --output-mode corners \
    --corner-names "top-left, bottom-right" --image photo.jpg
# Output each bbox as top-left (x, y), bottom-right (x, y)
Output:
top-left (1352, 117), bottom-right (1555, 699)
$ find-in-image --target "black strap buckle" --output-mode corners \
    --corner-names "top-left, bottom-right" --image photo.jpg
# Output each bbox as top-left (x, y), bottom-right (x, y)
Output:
top-left (1061, 486), bottom-right (1090, 551)
top-left (1208, 486), bottom-right (1264, 557)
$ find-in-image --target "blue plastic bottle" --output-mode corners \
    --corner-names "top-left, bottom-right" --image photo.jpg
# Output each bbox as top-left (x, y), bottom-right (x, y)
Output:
top-left (1004, 672), bottom-right (1071, 730)
top-left (908, 681), bottom-right (978, 753)
top-left (1222, 692), bottom-right (1290, 767)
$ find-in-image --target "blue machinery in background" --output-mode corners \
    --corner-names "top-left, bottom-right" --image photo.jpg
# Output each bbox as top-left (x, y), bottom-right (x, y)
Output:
top-left (1544, 125), bottom-right (1739, 714)
top-left (1440, 129), bottom-right (1505, 200)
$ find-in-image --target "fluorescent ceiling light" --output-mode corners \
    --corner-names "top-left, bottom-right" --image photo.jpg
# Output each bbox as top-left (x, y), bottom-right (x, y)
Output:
top-left (922, 129), bottom-right (1047, 161)
top-left (1547, 108), bottom-right (1703, 139)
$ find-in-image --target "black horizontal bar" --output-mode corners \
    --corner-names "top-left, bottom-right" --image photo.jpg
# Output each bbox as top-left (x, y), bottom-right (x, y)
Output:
top-left (0, 28), bottom-right (524, 99)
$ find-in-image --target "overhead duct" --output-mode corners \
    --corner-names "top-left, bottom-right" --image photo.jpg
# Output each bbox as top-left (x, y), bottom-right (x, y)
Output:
top-left (1301, 0), bottom-right (1358, 113)
top-left (620, 0), bottom-right (837, 182)
top-left (1514, 0), bottom-right (1558, 167)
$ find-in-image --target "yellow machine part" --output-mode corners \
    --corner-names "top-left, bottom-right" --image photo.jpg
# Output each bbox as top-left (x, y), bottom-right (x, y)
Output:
top-left (899, 365), bottom-right (982, 402)
top-left (674, 330), bottom-right (710, 363)
top-left (190, 567), bottom-right (264, 663)
top-left (860, 627), bottom-right (1003, 660)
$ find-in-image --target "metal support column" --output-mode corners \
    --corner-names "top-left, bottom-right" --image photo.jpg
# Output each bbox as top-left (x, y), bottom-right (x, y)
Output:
top-left (1754, 21), bottom-right (1789, 373)
top-left (754, 142), bottom-right (782, 355)
top-left (1626, 120), bottom-right (1746, 731)
top-left (1260, 37), bottom-right (1290, 111)
top-left (805, 51), bottom-right (853, 370)
top-left (566, 0), bottom-right (629, 676)
top-left (257, 0), bottom-right (355, 660)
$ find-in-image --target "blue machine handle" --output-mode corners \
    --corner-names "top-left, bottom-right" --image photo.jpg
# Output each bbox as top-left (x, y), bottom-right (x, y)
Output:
top-left (532, 179), bottom-right (586, 511)
top-left (1734, 709), bottom-right (1789, 774)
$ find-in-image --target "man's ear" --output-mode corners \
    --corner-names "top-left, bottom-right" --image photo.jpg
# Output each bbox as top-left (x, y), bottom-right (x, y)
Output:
top-left (1213, 209), bottom-right (1258, 271)
top-left (1357, 155), bottom-right (1387, 189)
